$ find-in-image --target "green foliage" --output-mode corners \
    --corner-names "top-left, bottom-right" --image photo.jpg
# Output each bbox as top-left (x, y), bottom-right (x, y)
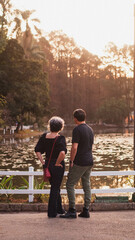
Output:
top-left (0, 175), bottom-right (49, 203)
top-left (132, 193), bottom-right (135, 202)
top-left (34, 179), bottom-right (49, 202)
top-left (0, 3), bottom-right (133, 123)
top-left (12, 9), bottom-right (42, 58)
top-left (20, 177), bottom-right (29, 189)
top-left (21, 177), bottom-right (49, 202)
top-left (0, 39), bottom-right (49, 127)
top-left (97, 98), bottom-right (130, 124)
top-left (0, 175), bottom-right (14, 201)
top-left (0, 0), bottom-right (13, 53)
top-left (0, 95), bottom-right (6, 107)
top-left (0, 95), bottom-right (6, 126)
top-left (0, 31), bottom-right (7, 53)
top-left (0, 175), bottom-right (14, 188)
top-left (20, 176), bottom-right (48, 189)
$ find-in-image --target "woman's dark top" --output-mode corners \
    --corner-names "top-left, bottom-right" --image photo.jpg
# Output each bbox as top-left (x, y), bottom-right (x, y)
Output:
top-left (35, 133), bottom-right (67, 166)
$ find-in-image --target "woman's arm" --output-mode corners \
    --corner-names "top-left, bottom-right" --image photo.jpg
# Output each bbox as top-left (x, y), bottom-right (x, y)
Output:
top-left (55, 151), bottom-right (65, 167)
top-left (36, 152), bottom-right (45, 166)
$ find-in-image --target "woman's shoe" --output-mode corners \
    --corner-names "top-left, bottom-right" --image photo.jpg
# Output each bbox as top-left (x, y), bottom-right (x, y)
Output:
top-left (57, 209), bottom-right (65, 214)
top-left (48, 215), bottom-right (57, 218)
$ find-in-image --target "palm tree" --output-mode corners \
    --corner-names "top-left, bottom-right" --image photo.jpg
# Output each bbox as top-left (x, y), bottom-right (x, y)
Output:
top-left (0, 0), bottom-right (12, 52)
top-left (12, 9), bottom-right (42, 58)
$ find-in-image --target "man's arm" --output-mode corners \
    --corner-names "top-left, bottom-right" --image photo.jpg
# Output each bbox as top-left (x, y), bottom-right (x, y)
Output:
top-left (70, 143), bottom-right (78, 167)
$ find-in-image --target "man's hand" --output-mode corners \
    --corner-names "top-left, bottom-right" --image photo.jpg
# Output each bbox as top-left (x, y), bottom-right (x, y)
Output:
top-left (70, 143), bottom-right (78, 168)
top-left (70, 161), bottom-right (74, 168)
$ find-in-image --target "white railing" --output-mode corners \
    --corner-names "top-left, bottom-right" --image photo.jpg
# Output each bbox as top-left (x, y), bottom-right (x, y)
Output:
top-left (0, 167), bottom-right (135, 202)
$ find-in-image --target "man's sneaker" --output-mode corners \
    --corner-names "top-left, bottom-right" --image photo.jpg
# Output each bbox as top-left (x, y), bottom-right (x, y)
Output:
top-left (78, 207), bottom-right (90, 218)
top-left (60, 208), bottom-right (77, 218)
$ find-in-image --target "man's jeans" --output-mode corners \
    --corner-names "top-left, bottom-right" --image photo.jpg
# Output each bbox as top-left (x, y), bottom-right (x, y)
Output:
top-left (66, 164), bottom-right (92, 209)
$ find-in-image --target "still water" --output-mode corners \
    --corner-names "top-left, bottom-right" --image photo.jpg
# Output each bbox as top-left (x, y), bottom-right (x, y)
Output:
top-left (0, 127), bottom-right (134, 199)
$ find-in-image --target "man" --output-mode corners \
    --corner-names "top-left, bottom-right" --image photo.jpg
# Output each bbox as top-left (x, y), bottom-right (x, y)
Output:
top-left (60, 109), bottom-right (94, 218)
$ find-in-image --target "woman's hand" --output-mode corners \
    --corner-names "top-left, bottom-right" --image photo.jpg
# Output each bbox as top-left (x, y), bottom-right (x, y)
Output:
top-left (55, 151), bottom-right (65, 168)
top-left (55, 163), bottom-right (63, 168)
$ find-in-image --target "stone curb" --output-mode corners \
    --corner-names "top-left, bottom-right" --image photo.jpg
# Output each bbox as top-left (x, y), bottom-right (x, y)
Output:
top-left (0, 203), bottom-right (135, 212)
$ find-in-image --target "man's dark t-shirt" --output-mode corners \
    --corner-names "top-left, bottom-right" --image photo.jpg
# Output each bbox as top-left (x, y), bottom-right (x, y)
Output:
top-left (72, 123), bottom-right (94, 166)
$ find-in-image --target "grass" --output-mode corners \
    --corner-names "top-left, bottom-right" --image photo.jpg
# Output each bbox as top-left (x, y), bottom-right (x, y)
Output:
top-left (0, 129), bottom-right (42, 140)
top-left (15, 129), bottom-right (42, 138)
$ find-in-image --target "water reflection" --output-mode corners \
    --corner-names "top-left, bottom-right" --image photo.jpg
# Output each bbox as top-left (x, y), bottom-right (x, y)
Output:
top-left (93, 133), bottom-right (133, 171)
top-left (0, 128), bottom-right (134, 199)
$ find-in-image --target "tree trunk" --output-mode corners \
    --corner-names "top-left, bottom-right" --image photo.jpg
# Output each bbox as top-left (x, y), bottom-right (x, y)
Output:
top-left (15, 122), bottom-right (21, 133)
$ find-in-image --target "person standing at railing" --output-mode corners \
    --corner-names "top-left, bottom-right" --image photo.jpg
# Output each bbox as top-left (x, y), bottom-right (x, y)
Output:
top-left (35, 116), bottom-right (67, 218)
top-left (60, 109), bottom-right (94, 219)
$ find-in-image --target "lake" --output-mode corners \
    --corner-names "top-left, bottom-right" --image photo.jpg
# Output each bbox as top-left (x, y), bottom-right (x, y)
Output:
top-left (0, 127), bottom-right (134, 200)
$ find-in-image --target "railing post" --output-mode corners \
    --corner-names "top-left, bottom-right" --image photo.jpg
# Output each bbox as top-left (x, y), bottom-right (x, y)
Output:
top-left (29, 166), bottom-right (34, 203)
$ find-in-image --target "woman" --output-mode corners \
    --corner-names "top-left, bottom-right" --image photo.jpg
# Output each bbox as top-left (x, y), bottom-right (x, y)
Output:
top-left (35, 116), bottom-right (67, 218)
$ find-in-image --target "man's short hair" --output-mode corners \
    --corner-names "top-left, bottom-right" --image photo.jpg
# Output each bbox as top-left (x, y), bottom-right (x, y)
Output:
top-left (73, 109), bottom-right (86, 122)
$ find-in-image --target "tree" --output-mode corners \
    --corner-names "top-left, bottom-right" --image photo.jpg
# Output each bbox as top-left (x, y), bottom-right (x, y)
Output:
top-left (100, 42), bottom-right (133, 121)
top-left (120, 44), bottom-right (133, 76)
top-left (0, 95), bottom-right (6, 126)
top-left (47, 30), bottom-right (102, 119)
top-left (38, 37), bottom-right (54, 71)
top-left (0, 39), bottom-right (49, 130)
top-left (97, 98), bottom-right (129, 124)
top-left (0, 0), bottom-right (12, 53)
top-left (102, 42), bottom-right (123, 79)
top-left (47, 30), bottom-right (81, 117)
top-left (12, 9), bottom-right (42, 58)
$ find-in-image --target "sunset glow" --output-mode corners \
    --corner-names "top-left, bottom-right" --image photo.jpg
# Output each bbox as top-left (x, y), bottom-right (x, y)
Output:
top-left (12, 0), bottom-right (133, 56)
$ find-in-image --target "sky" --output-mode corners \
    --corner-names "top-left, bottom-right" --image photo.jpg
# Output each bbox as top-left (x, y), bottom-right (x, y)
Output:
top-left (12, 0), bottom-right (134, 56)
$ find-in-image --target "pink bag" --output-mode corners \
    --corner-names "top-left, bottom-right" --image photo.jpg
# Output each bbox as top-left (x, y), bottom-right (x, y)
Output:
top-left (43, 136), bottom-right (58, 182)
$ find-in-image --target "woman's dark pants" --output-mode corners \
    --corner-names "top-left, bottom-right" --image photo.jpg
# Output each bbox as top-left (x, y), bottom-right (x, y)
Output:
top-left (48, 163), bottom-right (65, 217)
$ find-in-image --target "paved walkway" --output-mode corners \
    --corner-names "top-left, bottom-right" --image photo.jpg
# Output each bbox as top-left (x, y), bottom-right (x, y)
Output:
top-left (0, 211), bottom-right (135, 240)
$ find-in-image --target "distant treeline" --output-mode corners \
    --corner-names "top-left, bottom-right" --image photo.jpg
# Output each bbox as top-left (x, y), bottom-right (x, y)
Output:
top-left (0, 1), bottom-right (133, 129)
